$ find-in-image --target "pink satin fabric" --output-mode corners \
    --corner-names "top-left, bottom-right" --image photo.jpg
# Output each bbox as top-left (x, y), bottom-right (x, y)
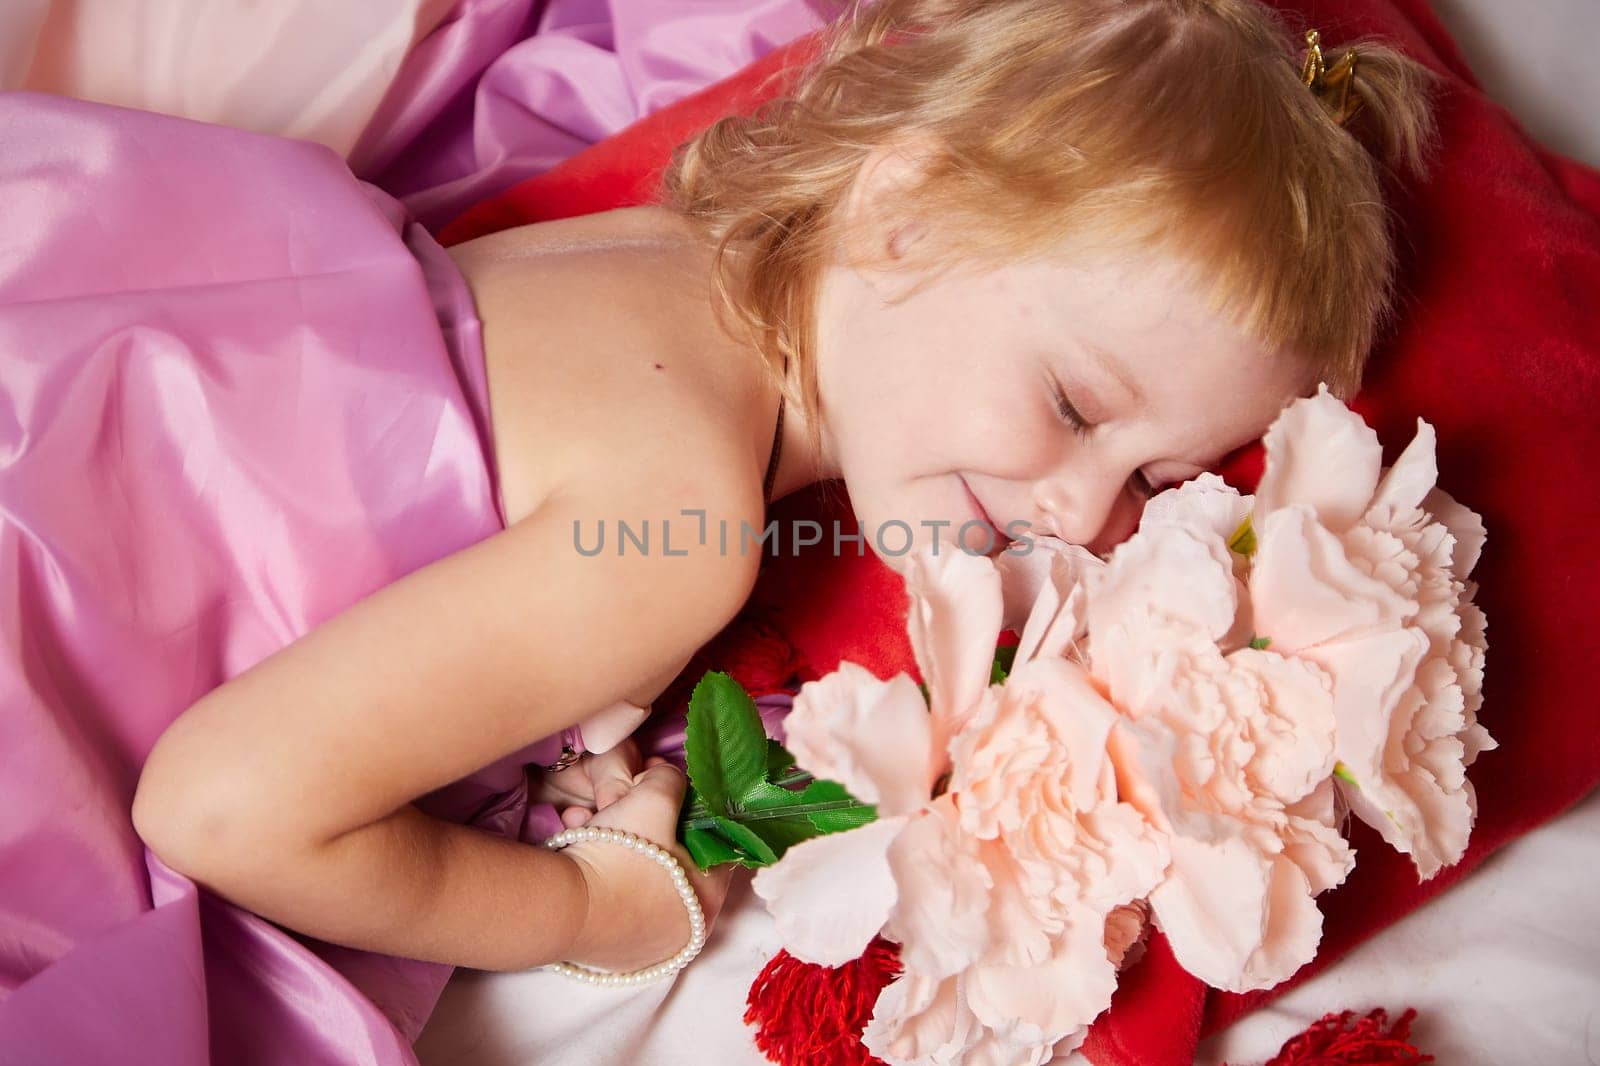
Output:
top-left (0, 89), bottom-right (573, 1063)
top-left (347, 0), bottom-right (826, 230)
top-left (0, 86), bottom-right (802, 1064)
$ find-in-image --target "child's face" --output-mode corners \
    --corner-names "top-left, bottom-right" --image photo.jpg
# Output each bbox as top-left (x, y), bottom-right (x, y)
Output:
top-left (813, 235), bottom-right (1313, 573)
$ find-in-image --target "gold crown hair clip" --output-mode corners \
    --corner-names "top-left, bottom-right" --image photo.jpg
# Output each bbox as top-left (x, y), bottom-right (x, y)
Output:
top-left (1300, 28), bottom-right (1365, 128)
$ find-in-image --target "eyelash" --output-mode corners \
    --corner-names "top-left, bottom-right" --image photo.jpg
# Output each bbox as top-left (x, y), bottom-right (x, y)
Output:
top-left (1051, 381), bottom-right (1158, 499)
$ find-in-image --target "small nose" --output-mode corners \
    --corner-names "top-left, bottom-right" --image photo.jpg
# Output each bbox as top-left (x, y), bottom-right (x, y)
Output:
top-left (1031, 470), bottom-right (1141, 551)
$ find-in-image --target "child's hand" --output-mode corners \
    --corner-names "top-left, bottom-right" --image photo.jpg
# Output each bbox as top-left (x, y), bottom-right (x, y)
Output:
top-left (556, 744), bottom-right (736, 975)
top-left (527, 738), bottom-right (663, 828)
top-left (527, 758), bottom-right (599, 824)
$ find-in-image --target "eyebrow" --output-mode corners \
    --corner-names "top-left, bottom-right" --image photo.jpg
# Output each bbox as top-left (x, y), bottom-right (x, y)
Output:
top-left (1080, 340), bottom-right (1145, 405)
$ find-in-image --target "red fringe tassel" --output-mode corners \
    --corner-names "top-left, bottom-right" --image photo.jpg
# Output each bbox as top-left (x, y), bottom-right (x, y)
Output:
top-left (745, 936), bottom-right (1431, 1066)
top-left (743, 936), bottom-right (904, 1066)
top-left (1256, 1007), bottom-right (1434, 1066)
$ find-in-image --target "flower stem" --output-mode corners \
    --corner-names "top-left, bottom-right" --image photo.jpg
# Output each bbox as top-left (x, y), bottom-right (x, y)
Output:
top-left (681, 796), bottom-right (869, 831)
top-left (683, 769), bottom-right (815, 820)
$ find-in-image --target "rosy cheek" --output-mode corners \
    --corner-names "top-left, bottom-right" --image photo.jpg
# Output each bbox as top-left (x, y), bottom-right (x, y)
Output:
top-left (1091, 492), bottom-right (1145, 553)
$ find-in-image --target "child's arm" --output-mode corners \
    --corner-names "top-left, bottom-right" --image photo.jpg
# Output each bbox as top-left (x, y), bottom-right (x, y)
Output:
top-left (132, 454), bottom-right (762, 972)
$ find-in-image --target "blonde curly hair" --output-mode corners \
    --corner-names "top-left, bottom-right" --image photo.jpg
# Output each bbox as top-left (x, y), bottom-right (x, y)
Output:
top-left (661, 0), bottom-right (1443, 465)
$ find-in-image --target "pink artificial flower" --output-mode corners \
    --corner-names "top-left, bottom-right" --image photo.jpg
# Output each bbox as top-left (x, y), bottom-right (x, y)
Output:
top-left (1103, 900), bottom-right (1152, 971)
top-left (861, 968), bottom-right (1067, 1066)
top-left (756, 544), bottom-right (1167, 1061)
top-left (1250, 385), bottom-right (1495, 879)
top-left (932, 656), bottom-right (1167, 1051)
top-left (995, 535), bottom-right (1104, 654)
top-left (1083, 514), bottom-right (1355, 993)
top-left (750, 547), bottom-right (1001, 967)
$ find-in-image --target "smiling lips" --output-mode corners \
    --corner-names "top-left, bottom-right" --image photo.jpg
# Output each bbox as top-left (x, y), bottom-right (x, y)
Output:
top-left (959, 477), bottom-right (1010, 544)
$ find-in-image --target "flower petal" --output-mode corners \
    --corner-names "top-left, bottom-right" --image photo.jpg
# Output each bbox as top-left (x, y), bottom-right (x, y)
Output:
top-left (965, 907), bottom-right (1118, 1046)
top-left (1149, 835), bottom-right (1271, 992)
top-left (1251, 506), bottom-right (1415, 652)
top-left (861, 971), bottom-right (975, 1066)
top-left (1240, 855), bottom-right (1324, 990)
top-left (1254, 384), bottom-right (1382, 531)
top-left (751, 815), bottom-right (906, 966)
top-left (905, 546), bottom-right (1003, 734)
top-left (963, 1033), bottom-right (1059, 1066)
top-left (1315, 628), bottom-right (1430, 788)
top-left (997, 536), bottom-right (1063, 636)
top-left (785, 663), bottom-right (935, 817)
top-left (1226, 648), bottom-right (1337, 801)
top-left (1088, 523), bottom-right (1238, 646)
top-left (1370, 418), bottom-right (1439, 514)
top-left (1140, 471), bottom-right (1252, 544)
top-left (1423, 486), bottom-right (1487, 579)
top-left (997, 536), bottom-right (1104, 664)
top-left (1005, 657), bottom-right (1118, 810)
top-left (1283, 780), bottom-right (1357, 895)
top-left (884, 804), bottom-right (995, 977)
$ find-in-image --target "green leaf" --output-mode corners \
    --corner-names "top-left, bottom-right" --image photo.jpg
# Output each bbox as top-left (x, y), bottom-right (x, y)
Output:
top-left (730, 775), bottom-right (830, 860)
top-left (708, 814), bottom-right (779, 865)
top-left (1249, 635), bottom-right (1272, 650)
top-left (683, 671), bottom-right (770, 817)
top-left (800, 778), bottom-right (878, 833)
top-left (1228, 514), bottom-right (1257, 557)
top-left (991, 643), bottom-right (1017, 684)
top-left (765, 739), bottom-right (797, 779)
top-left (739, 779), bottom-right (809, 813)
top-left (917, 680), bottom-right (930, 706)
top-left (683, 826), bottom-right (745, 872)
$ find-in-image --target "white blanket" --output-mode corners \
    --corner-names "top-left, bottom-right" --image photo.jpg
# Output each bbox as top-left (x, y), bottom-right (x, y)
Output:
top-left (415, 787), bottom-right (1600, 1065)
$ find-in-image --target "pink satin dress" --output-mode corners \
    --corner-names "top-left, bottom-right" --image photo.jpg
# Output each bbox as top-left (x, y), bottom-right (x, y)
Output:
top-left (0, 90), bottom-right (663, 1065)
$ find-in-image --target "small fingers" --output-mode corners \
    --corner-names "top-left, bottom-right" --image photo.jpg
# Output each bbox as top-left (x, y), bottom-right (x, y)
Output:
top-left (631, 760), bottom-right (686, 802)
top-left (586, 737), bottom-right (644, 809)
top-left (529, 760), bottom-right (597, 808)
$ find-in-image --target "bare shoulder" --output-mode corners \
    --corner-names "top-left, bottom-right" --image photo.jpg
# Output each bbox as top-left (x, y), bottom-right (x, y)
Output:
top-left (446, 207), bottom-right (773, 604)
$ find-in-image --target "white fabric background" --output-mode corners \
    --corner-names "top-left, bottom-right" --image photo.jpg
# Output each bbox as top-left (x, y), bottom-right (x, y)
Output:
top-left (0, 0), bottom-right (453, 158)
top-left (1429, 0), bottom-right (1600, 167)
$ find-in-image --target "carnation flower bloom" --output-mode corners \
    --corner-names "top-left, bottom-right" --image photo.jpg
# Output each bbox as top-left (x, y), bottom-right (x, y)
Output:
top-left (1081, 514), bottom-right (1354, 992)
top-left (755, 544), bottom-right (1167, 1062)
top-left (861, 968), bottom-right (1065, 1066)
top-left (940, 658), bottom-right (1167, 1040)
top-left (753, 383), bottom-right (1491, 1056)
top-left (857, 653), bottom-right (1168, 1064)
top-left (1250, 385), bottom-right (1495, 878)
top-left (750, 547), bottom-right (1001, 968)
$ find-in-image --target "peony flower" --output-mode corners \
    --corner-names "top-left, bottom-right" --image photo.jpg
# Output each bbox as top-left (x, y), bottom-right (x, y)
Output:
top-left (1250, 385), bottom-right (1495, 878)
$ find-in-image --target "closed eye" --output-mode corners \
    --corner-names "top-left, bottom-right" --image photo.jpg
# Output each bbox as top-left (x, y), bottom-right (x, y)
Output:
top-left (1051, 380), bottom-right (1158, 498)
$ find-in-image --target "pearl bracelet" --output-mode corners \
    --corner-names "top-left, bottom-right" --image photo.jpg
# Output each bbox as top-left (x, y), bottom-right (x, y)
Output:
top-left (540, 825), bottom-right (707, 986)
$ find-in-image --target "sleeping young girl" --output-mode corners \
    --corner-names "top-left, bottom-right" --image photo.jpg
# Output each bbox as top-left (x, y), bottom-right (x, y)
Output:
top-left (6, 0), bottom-right (1437, 1025)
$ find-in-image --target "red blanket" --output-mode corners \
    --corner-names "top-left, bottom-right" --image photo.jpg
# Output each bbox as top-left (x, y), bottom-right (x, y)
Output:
top-left (440, 2), bottom-right (1600, 1061)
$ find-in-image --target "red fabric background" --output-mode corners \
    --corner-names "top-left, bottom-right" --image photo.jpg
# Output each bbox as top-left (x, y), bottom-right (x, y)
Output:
top-left (440, 3), bottom-right (1600, 1062)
